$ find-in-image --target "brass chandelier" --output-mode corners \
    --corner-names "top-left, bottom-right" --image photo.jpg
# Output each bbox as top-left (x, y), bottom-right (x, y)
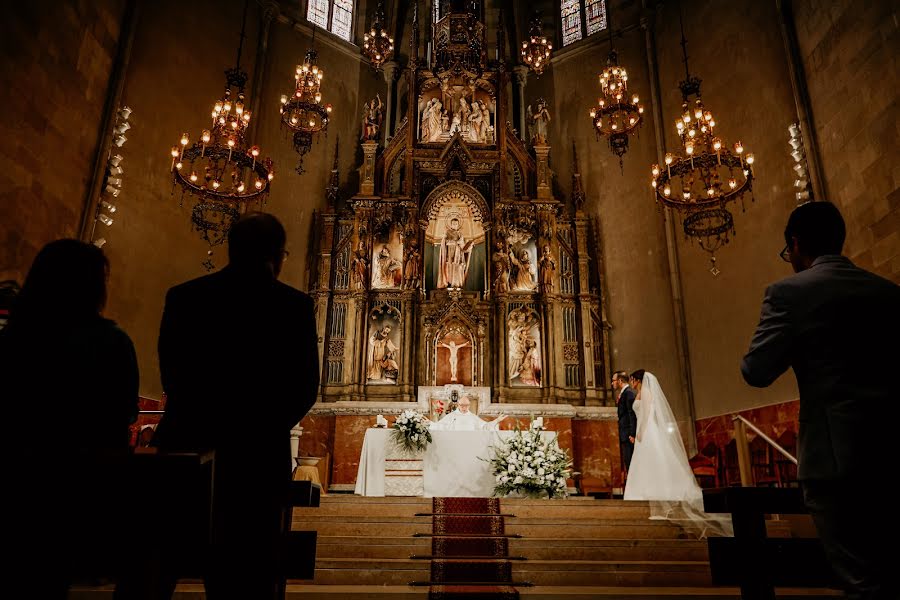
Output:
top-left (280, 41), bottom-right (333, 175)
top-left (362, 0), bottom-right (394, 70)
top-left (650, 15), bottom-right (755, 275)
top-left (170, 2), bottom-right (273, 269)
top-left (521, 12), bottom-right (552, 77)
top-left (590, 23), bottom-right (644, 169)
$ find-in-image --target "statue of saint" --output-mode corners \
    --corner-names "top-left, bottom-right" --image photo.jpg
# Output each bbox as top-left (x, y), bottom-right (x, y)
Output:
top-left (367, 324), bottom-right (399, 382)
top-left (361, 94), bottom-right (383, 141)
top-left (492, 241), bottom-right (510, 293)
top-left (372, 244), bottom-right (401, 288)
top-left (428, 98), bottom-right (443, 142)
top-left (538, 245), bottom-right (556, 294)
top-left (508, 248), bottom-right (536, 291)
top-left (438, 217), bottom-right (474, 289)
top-left (352, 240), bottom-right (369, 290)
top-left (527, 99), bottom-right (551, 145)
top-left (439, 339), bottom-right (470, 382)
top-left (402, 240), bottom-right (421, 290)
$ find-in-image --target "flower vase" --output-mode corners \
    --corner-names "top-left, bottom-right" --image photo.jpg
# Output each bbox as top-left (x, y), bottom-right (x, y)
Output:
top-left (384, 441), bottom-right (425, 497)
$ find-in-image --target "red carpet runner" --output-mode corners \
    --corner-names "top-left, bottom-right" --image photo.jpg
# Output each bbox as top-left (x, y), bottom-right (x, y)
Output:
top-left (427, 497), bottom-right (519, 600)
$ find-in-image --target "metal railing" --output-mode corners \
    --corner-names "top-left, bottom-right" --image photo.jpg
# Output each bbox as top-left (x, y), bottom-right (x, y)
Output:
top-left (732, 414), bottom-right (797, 487)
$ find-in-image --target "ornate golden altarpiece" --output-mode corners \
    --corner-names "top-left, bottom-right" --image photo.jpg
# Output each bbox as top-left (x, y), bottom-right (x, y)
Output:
top-left (308, 1), bottom-right (611, 408)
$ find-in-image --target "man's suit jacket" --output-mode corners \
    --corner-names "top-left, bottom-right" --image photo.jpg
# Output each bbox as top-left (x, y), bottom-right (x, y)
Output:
top-left (617, 386), bottom-right (637, 442)
top-left (741, 255), bottom-right (899, 481)
top-left (155, 264), bottom-right (319, 486)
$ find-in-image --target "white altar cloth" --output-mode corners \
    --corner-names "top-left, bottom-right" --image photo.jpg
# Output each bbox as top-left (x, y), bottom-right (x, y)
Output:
top-left (354, 428), bottom-right (556, 497)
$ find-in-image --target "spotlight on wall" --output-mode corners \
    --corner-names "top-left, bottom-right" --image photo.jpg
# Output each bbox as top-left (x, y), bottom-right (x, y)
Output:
top-left (114, 121), bottom-right (131, 135)
top-left (788, 122), bottom-right (813, 204)
top-left (105, 184), bottom-right (121, 197)
top-left (93, 237), bottom-right (107, 248)
top-left (117, 106), bottom-right (132, 120)
top-left (109, 154), bottom-right (124, 167)
top-left (113, 134), bottom-right (128, 147)
top-left (100, 200), bottom-right (117, 214)
top-left (109, 165), bottom-right (124, 176)
top-left (107, 177), bottom-right (123, 188)
top-left (98, 213), bottom-right (114, 227)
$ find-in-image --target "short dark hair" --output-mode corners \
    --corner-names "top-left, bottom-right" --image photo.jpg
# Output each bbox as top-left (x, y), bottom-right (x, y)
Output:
top-left (629, 369), bottom-right (645, 383)
top-left (784, 201), bottom-right (846, 258)
top-left (228, 212), bottom-right (286, 266)
top-left (614, 371), bottom-right (629, 383)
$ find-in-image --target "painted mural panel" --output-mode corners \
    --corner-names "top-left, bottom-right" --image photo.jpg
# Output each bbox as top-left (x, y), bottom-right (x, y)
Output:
top-left (366, 304), bottom-right (401, 385)
top-left (508, 306), bottom-right (541, 387)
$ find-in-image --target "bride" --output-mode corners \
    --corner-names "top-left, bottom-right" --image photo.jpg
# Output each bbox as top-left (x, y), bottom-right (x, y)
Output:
top-left (624, 369), bottom-right (732, 538)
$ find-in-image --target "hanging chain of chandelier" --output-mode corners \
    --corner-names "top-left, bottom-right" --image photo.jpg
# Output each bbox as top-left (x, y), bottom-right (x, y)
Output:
top-left (169, 1), bottom-right (273, 269)
top-left (521, 11), bottom-right (552, 76)
top-left (650, 19), bottom-right (755, 276)
top-left (590, 49), bottom-right (644, 168)
top-left (280, 47), bottom-right (333, 175)
top-left (362, 0), bottom-right (394, 70)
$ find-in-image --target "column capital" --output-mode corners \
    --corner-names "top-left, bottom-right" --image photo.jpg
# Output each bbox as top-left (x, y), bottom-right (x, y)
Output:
top-left (512, 65), bottom-right (529, 87)
top-left (382, 60), bottom-right (400, 83)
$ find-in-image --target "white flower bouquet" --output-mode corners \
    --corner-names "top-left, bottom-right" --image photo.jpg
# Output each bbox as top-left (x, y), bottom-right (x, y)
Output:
top-left (489, 426), bottom-right (572, 499)
top-left (391, 409), bottom-right (433, 452)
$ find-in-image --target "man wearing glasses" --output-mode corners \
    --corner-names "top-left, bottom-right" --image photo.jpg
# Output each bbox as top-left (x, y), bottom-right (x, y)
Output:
top-left (742, 201), bottom-right (899, 600)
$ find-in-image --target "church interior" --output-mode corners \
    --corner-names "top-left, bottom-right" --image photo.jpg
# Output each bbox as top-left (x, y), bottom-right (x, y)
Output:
top-left (2, 0), bottom-right (897, 597)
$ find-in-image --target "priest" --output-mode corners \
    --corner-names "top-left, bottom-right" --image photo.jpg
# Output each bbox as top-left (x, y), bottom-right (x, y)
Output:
top-left (428, 396), bottom-right (507, 431)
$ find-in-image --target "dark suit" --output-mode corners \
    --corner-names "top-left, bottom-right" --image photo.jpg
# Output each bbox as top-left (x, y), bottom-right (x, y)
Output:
top-left (154, 264), bottom-right (319, 599)
top-left (617, 386), bottom-right (638, 472)
top-left (742, 255), bottom-right (899, 600)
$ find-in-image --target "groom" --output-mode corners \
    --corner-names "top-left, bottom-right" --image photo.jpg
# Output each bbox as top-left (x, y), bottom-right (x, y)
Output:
top-left (613, 371), bottom-right (637, 477)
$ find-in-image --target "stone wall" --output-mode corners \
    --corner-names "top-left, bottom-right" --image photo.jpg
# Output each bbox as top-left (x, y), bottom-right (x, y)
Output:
top-left (0, 0), bottom-right (127, 283)
top-left (793, 0), bottom-right (899, 282)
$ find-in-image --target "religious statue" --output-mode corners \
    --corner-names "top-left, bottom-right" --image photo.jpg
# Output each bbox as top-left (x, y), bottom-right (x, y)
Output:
top-left (361, 94), bottom-right (384, 141)
top-left (508, 247), bottom-right (536, 291)
top-left (372, 244), bottom-right (402, 288)
top-left (352, 240), bottom-right (369, 290)
top-left (492, 241), bottom-right (510, 294)
top-left (438, 217), bottom-right (474, 289)
top-left (427, 98), bottom-right (443, 142)
top-left (507, 309), bottom-right (540, 387)
top-left (538, 245), bottom-right (556, 294)
top-left (420, 98), bottom-right (433, 141)
top-left (527, 99), bottom-right (551, 145)
top-left (427, 395), bottom-right (507, 431)
top-left (458, 96), bottom-right (471, 135)
top-left (439, 339), bottom-right (470, 382)
top-left (367, 324), bottom-right (399, 383)
top-left (402, 240), bottom-right (421, 290)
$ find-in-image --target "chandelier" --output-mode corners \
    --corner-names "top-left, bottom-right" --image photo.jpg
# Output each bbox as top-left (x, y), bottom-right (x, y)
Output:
top-left (362, 0), bottom-right (394, 70)
top-left (521, 12), bottom-right (552, 77)
top-left (280, 45), bottom-right (333, 175)
top-left (650, 18), bottom-right (755, 275)
top-left (589, 24), bottom-right (644, 169)
top-left (170, 3), bottom-right (273, 269)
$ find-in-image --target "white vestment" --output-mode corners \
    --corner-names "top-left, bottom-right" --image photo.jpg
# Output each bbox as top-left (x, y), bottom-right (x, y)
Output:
top-left (430, 410), bottom-right (496, 431)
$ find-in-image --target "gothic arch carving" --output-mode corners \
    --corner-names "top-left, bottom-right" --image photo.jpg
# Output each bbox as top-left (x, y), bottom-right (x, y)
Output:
top-left (421, 180), bottom-right (492, 227)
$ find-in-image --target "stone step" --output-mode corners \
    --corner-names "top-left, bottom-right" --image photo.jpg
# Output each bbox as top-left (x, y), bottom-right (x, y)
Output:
top-left (67, 583), bottom-right (844, 599)
top-left (298, 499), bottom-right (655, 519)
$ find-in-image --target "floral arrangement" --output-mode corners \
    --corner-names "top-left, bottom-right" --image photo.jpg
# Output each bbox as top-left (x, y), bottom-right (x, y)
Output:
top-left (391, 409), bottom-right (433, 452)
top-left (489, 426), bottom-right (572, 499)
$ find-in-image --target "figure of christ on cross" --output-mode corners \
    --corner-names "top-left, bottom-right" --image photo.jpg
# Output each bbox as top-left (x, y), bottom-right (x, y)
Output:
top-left (438, 340), bottom-right (469, 382)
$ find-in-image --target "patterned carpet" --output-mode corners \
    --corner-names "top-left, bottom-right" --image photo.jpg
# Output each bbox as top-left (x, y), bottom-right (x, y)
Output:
top-left (427, 498), bottom-right (519, 599)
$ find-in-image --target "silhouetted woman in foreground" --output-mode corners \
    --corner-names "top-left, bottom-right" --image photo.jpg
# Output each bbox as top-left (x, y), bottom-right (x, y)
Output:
top-left (0, 239), bottom-right (139, 597)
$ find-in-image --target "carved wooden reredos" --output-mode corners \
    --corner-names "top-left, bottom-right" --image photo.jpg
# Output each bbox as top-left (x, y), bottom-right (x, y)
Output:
top-left (308, 2), bottom-right (610, 407)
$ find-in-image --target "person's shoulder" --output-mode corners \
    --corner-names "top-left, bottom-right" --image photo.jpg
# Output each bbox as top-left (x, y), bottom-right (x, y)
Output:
top-left (274, 280), bottom-right (313, 304)
top-left (95, 317), bottom-right (136, 350)
top-left (166, 272), bottom-right (223, 301)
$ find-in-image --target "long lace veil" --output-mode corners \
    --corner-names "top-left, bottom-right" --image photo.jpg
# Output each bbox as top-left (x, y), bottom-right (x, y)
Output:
top-left (643, 372), bottom-right (733, 538)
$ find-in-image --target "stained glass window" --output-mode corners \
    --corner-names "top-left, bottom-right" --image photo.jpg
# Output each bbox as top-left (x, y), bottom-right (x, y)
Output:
top-left (585, 0), bottom-right (607, 36)
top-left (331, 0), bottom-right (353, 41)
top-left (561, 0), bottom-right (583, 47)
top-left (306, 0), bottom-right (329, 29)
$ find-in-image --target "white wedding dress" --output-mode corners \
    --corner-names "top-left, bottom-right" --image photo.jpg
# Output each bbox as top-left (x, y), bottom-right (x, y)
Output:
top-left (623, 372), bottom-right (732, 538)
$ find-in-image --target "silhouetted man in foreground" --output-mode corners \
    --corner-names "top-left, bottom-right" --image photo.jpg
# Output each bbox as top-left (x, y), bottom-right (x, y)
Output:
top-left (742, 202), bottom-right (899, 600)
top-left (154, 213), bottom-right (319, 599)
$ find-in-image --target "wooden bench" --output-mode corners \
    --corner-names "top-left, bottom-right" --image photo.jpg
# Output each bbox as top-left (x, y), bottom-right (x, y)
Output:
top-left (703, 487), bottom-right (837, 599)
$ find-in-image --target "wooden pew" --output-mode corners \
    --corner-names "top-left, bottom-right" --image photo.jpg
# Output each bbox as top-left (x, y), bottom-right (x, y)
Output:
top-left (703, 487), bottom-right (837, 599)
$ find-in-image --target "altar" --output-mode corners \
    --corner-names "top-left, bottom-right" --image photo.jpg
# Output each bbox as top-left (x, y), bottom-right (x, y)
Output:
top-left (354, 427), bottom-right (557, 497)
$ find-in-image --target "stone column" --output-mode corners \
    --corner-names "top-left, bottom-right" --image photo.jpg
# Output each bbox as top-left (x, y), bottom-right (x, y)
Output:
top-left (401, 290), bottom-right (415, 401)
top-left (574, 214), bottom-right (599, 405)
top-left (512, 66), bottom-right (528, 141)
top-left (534, 144), bottom-right (552, 199)
top-left (360, 140), bottom-right (378, 195)
top-left (382, 61), bottom-right (399, 140)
